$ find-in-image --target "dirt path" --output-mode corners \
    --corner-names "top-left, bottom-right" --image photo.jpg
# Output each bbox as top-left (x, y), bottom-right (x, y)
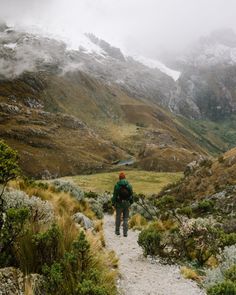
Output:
top-left (104, 214), bottom-right (206, 295)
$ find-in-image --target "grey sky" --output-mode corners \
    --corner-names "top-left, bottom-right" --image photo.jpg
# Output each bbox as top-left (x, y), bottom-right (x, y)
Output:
top-left (1, 0), bottom-right (236, 57)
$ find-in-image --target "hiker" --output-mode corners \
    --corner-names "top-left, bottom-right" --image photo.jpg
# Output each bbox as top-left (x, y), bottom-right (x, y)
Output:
top-left (112, 172), bottom-right (133, 237)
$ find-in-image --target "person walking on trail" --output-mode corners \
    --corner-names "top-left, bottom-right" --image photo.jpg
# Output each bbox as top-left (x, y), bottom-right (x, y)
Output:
top-left (112, 172), bottom-right (133, 237)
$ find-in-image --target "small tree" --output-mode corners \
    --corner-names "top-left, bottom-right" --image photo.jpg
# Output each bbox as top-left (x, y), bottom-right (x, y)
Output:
top-left (0, 141), bottom-right (20, 231)
top-left (0, 140), bottom-right (20, 199)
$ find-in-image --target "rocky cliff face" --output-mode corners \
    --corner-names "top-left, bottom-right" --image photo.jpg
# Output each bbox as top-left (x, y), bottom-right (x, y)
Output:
top-left (0, 24), bottom-right (175, 107)
top-left (165, 29), bottom-right (236, 120)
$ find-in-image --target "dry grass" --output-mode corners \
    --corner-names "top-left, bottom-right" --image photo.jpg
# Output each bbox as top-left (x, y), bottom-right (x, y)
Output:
top-left (180, 267), bottom-right (202, 282)
top-left (64, 170), bottom-right (182, 196)
top-left (129, 213), bottom-right (147, 230)
top-left (205, 256), bottom-right (219, 268)
top-left (11, 179), bottom-right (118, 293)
top-left (86, 231), bottom-right (118, 293)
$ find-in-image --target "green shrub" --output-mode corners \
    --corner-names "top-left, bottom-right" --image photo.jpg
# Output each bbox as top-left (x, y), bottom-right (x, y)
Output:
top-left (102, 199), bottom-right (113, 214)
top-left (138, 227), bottom-right (161, 257)
top-left (42, 231), bottom-right (96, 295)
top-left (22, 177), bottom-right (49, 190)
top-left (0, 207), bottom-right (29, 267)
top-left (72, 231), bottom-right (90, 272)
top-left (221, 233), bottom-right (236, 247)
top-left (43, 262), bottom-right (64, 293)
top-left (77, 280), bottom-right (109, 295)
top-left (0, 141), bottom-right (20, 233)
top-left (196, 200), bottom-right (214, 213)
top-left (32, 224), bottom-right (61, 272)
top-left (84, 191), bottom-right (98, 199)
top-left (177, 206), bottom-right (193, 218)
top-left (0, 140), bottom-right (20, 198)
top-left (225, 265), bottom-right (236, 283)
top-left (207, 280), bottom-right (236, 295)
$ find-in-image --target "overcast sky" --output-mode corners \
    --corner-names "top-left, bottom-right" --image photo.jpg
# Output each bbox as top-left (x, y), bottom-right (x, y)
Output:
top-left (1, 0), bottom-right (236, 57)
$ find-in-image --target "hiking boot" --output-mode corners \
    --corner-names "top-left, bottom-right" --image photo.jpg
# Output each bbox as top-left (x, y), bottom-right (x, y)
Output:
top-left (115, 232), bottom-right (120, 236)
top-left (123, 233), bottom-right (128, 237)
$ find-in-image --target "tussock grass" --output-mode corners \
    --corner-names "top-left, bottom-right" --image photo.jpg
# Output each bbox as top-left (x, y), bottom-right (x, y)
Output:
top-left (65, 170), bottom-right (182, 196)
top-left (10, 179), bottom-right (118, 294)
top-left (86, 231), bottom-right (118, 294)
top-left (180, 267), bottom-right (202, 282)
top-left (129, 213), bottom-right (147, 230)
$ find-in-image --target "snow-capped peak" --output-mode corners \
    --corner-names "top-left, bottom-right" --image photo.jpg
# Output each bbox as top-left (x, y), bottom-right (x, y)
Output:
top-left (133, 55), bottom-right (181, 81)
top-left (66, 34), bottom-right (107, 57)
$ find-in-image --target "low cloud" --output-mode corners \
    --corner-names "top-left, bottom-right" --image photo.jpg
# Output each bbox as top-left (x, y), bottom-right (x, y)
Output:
top-left (0, 0), bottom-right (236, 57)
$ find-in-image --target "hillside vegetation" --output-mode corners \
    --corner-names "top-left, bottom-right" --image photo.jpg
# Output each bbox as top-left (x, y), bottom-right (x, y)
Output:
top-left (133, 148), bottom-right (236, 294)
top-left (0, 71), bottom-right (208, 177)
top-left (0, 141), bottom-right (118, 294)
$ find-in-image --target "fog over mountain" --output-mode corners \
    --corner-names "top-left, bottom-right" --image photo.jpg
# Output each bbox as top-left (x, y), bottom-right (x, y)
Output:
top-left (1, 0), bottom-right (236, 57)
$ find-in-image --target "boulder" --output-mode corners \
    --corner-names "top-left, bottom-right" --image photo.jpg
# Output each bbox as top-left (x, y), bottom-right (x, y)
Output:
top-left (73, 212), bottom-right (94, 230)
top-left (0, 267), bottom-right (24, 295)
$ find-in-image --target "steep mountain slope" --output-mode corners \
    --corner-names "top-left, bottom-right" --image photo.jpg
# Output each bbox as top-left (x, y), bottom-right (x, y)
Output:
top-left (2, 24), bottom-right (236, 177)
top-left (165, 29), bottom-right (236, 120)
top-left (0, 69), bottom-right (207, 176)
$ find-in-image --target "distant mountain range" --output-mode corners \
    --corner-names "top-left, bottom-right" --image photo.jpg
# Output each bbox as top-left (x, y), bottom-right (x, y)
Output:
top-left (1, 23), bottom-right (236, 177)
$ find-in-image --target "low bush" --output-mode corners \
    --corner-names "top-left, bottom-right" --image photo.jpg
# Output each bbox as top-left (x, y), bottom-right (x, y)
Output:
top-left (42, 231), bottom-right (115, 295)
top-left (204, 246), bottom-right (236, 289)
top-left (207, 280), bottom-right (236, 295)
top-left (3, 188), bottom-right (54, 224)
top-left (225, 265), bottom-right (236, 283)
top-left (0, 207), bottom-right (29, 267)
top-left (177, 206), bottom-right (193, 218)
top-left (33, 224), bottom-right (62, 272)
top-left (76, 279), bottom-right (109, 295)
top-left (138, 227), bottom-right (161, 257)
top-left (52, 180), bottom-right (84, 201)
top-left (221, 233), bottom-right (236, 247)
top-left (86, 192), bottom-right (114, 219)
top-left (195, 200), bottom-right (214, 214)
top-left (138, 217), bottom-right (221, 265)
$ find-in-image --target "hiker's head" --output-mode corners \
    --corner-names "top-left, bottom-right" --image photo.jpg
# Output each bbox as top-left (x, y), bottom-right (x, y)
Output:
top-left (119, 172), bottom-right (126, 180)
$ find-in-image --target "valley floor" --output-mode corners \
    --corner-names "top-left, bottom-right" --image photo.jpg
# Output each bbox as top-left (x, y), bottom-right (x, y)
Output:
top-left (104, 214), bottom-right (206, 295)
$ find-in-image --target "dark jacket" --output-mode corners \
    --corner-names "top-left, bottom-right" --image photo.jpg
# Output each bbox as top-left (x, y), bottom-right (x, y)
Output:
top-left (112, 179), bottom-right (133, 209)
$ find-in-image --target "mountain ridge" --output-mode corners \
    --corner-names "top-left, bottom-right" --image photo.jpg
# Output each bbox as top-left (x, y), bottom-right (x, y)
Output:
top-left (1, 24), bottom-right (236, 177)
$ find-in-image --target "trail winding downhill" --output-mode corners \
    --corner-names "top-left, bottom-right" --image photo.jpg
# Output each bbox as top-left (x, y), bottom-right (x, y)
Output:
top-left (104, 214), bottom-right (206, 295)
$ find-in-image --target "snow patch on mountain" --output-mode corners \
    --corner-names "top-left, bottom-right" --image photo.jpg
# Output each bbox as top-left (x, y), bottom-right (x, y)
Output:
top-left (185, 43), bottom-right (236, 67)
top-left (133, 55), bottom-right (181, 81)
top-left (3, 43), bottom-right (17, 50)
top-left (12, 23), bottom-right (107, 58)
top-left (67, 34), bottom-right (107, 57)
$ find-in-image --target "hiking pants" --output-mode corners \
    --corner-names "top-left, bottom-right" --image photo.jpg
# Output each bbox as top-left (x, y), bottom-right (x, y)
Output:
top-left (115, 207), bottom-right (129, 235)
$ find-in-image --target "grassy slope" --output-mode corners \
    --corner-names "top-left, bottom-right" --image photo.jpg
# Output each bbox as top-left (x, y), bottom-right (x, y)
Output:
top-left (0, 71), bottom-right (207, 176)
top-left (64, 171), bottom-right (183, 196)
top-left (2, 71), bottom-right (236, 177)
top-left (163, 147), bottom-right (236, 201)
top-left (178, 115), bottom-right (236, 155)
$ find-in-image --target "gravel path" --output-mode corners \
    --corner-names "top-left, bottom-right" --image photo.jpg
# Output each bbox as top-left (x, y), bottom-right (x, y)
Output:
top-left (104, 214), bottom-right (206, 295)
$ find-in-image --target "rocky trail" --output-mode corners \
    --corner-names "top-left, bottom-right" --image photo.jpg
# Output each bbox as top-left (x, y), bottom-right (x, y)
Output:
top-left (104, 214), bottom-right (206, 295)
